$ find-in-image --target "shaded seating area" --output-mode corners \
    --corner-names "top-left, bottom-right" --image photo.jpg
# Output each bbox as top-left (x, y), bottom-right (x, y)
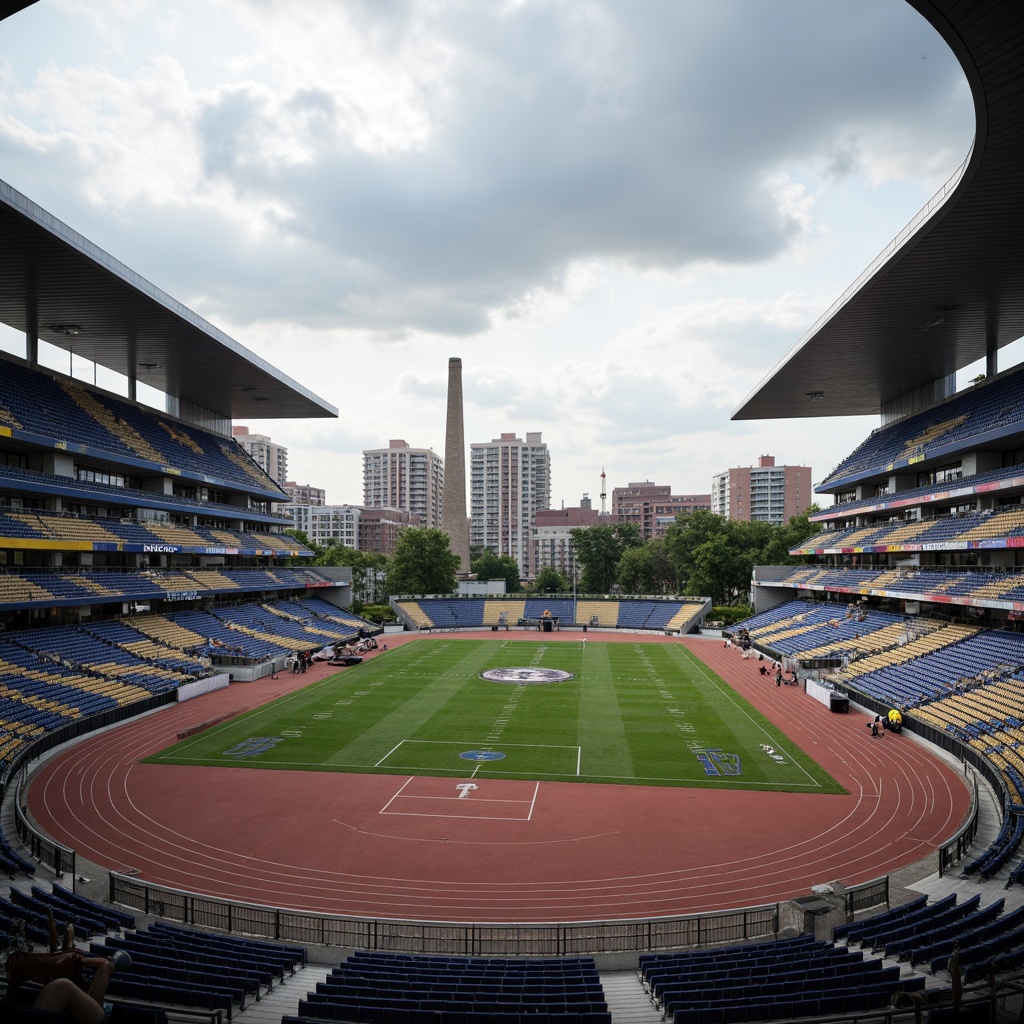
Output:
top-left (285, 951), bottom-right (608, 1024)
top-left (0, 510), bottom-right (313, 565)
top-left (820, 368), bottom-right (1024, 489)
top-left (91, 924), bottom-right (306, 1019)
top-left (640, 934), bottom-right (934, 1022)
top-left (0, 822), bottom-right (36, 877)
top-left (4, 883), bottom-right (135, 938)
top-left (0, 357), bottom-right (283, 495)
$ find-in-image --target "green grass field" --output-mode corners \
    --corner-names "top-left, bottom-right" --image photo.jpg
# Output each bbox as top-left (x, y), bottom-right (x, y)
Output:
top-left (147, 639), bottom-right (844, 793)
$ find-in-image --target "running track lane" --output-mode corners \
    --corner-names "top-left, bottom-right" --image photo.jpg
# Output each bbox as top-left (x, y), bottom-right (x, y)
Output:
top-left (30, 633), bottom-right (970, 922)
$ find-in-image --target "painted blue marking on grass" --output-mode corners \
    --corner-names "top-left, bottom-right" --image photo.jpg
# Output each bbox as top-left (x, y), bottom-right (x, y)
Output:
top-left (694, 748), bottom-right (742, 777)
top-left (460, 750), bottom-right (506, 762)
top-left (224, 737), bottom-right (284, 758)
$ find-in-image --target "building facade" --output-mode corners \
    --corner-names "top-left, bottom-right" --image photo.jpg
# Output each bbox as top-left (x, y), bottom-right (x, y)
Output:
top-left (470, 432), bottom-right (551, 577)
top-left (611, 481), bottom-right (711, 539)
top-left (232, 426), bottom-right (288, 487)
top-left (283, 482), bottom-right (326, 506)
top-left (286, 504), bottom-right (360, 550)
top-left (358, 506), bottom-right (418, 556)
top-left (362, 439), bottom-right (444, 529)
top-left (711, 455), bottom-right (811, 525)
top-left (533, 505), bottom-right (602, 577)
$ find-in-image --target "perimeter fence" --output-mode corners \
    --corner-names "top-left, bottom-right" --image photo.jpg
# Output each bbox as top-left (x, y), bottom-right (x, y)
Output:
top-left (107, 872), bottom-right (891, 956)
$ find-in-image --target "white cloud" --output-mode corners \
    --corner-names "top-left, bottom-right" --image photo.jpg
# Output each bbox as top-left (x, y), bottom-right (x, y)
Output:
top-left (0, 0), bottom-right (976, 508)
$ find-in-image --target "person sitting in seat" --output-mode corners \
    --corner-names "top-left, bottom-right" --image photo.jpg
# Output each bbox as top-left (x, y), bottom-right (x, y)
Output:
top-left (32, 950), bottom-right (132, 1024)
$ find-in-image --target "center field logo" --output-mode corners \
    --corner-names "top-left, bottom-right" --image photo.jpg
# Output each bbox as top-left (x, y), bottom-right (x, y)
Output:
top-left (479, 667), bottom-right (575, 684)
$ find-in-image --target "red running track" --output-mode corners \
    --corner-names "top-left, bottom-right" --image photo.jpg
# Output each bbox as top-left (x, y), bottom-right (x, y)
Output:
top-left (30, 633), bottom-right (970, 923)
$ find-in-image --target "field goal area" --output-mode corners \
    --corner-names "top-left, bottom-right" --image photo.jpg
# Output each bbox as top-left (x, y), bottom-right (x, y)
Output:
top-left (374, 739), bottom-right (582, 778)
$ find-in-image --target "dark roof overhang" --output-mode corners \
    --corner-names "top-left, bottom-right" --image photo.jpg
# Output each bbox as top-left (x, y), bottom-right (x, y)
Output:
top-left (734, 0), bottom-right (1024, 422)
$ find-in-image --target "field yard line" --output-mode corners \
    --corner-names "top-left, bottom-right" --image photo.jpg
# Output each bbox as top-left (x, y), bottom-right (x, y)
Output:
top-left (576, 746), bottom-right (581, 776)
top-left (138, 754), bottom-right (834, 786)
top-left (673, 645), bottom-right (823, 789)
top-left (375, 740), bottom-right (407, 767)
top-left (399, 739), bottom-right (580, 750)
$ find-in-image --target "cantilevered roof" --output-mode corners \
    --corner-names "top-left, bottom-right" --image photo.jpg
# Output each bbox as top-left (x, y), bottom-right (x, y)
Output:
top-left (0, 3), bottom-right (336, 423)
top-left (734, 0), bottom-right (1024, 421)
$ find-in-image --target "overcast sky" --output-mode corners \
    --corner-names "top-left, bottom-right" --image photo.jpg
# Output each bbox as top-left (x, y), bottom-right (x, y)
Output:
top-left (0, 0), bottom-right (986, 509)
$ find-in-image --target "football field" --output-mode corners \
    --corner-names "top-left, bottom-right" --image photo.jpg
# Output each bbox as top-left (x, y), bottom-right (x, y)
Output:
top-left (147, 639), bottom-right (844, 793)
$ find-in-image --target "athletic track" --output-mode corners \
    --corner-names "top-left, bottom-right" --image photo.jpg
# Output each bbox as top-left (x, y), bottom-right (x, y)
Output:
top-left (29, 632), bottom-right (970, 923)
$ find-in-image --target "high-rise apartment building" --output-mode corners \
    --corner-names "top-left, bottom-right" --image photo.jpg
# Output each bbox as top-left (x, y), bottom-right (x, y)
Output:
top-left (362, 439), bottom-right (444, 529)
top-left (232, 426), bottom-right (288, 486)
top-left (471, 432), bottom-right (551, 577)
top-left (611, 481), bottom-right (711, 539)
top-left (711, 455), bottom-right (811, 525)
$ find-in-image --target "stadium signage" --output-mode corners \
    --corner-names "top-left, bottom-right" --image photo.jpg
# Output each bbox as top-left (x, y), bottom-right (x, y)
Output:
top-left (143, 544), bottom-right (179, 553)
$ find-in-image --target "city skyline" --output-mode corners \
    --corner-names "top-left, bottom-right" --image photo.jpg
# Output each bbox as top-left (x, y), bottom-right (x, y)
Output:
top-left (0, 0), bottom-right (1005, 509)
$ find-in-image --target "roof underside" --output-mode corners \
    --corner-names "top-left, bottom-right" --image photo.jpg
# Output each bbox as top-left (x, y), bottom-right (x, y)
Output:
top-left (0, 3), bottom-right (336, 424)
top-left (734, 0), bottom-right (1024, 421)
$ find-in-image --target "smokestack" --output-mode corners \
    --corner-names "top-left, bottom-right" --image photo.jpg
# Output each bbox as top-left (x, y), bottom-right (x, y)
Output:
top-left (441, 357), bottom-right (471, 574)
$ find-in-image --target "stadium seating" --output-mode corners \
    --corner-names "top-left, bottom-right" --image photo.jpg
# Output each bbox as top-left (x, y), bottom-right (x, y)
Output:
top-left (640, 934), bottom-right (936, 1022)
top-left (286, 952), bottom-right (609, 1024)
top-left (91, 923), bottom-right (306, 1018)
top-left (0, 358), bottom-right (283, 495)
top-left (0, 509), bottom-right (313, 566)
top-left (820, 369), bottom-right (1024, 488)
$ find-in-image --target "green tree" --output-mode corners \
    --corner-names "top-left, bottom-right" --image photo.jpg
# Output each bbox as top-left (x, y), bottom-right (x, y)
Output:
top-left (471, 551), bottom-right (522, 593)
top-left (687, 533), bottom-right (752, 605)
top-left (531, 565), bottom-right (567, 594)
top-left (663, 509), bottom-right (729, 589)
top-left (569, 523), bottom-right (644, 592)
top-left (616, 538), bottom-right (678, 594)
top-left (313, 544), bottom-right (387, 604)
top-left (384, 527), bottom-right (461, 595)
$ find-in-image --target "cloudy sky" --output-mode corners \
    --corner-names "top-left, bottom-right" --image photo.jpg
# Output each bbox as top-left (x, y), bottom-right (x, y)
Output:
top-left (0, 0), bottom-right (986, 508)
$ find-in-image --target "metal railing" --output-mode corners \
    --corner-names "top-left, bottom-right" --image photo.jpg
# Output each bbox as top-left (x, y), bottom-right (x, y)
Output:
top-left (107, 873), bottom-right (892, 956)
top-left (109, 872), bottom-right (782, 955)
top-left (939, 776), bottom-right (980, 877)
top-left (844, 875), bottom-right (889, 918)
top-left (14, 777), bottom-right (75, 885)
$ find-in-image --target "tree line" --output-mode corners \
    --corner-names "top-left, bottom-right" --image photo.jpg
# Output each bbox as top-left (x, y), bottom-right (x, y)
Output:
top-left (288, 507), bottom-right (817, 617)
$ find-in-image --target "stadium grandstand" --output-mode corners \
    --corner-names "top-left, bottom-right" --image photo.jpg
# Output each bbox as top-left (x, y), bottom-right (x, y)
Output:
top-left (0, 22), bottom-right (395, 804)
top-left (2, 1), bottom-right (1024, 1023)
top-left (724, 0), bottom-right (1024, 980)
top-left (391, 595), bottom-right (709, 634)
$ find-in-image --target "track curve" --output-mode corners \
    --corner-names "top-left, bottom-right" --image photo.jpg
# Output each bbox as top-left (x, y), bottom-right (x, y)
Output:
top-left (29, 633), bottom-right (970, 922)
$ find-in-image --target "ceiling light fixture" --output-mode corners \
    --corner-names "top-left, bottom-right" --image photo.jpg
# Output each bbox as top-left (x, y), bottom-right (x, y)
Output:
top-left (49, 324), bottom-right (82, 336)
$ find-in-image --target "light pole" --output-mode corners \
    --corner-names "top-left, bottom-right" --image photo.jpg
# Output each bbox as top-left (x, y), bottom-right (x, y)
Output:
top-left (571, 547), bottom-right (578, 629)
